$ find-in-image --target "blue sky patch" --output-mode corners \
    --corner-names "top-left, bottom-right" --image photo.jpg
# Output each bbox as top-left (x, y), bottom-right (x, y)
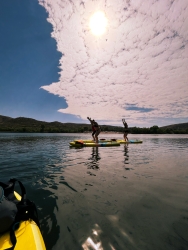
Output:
top-left (0, 0), bottom-right (82, 123)
top-left (125, 104), bottom-right (155, 113)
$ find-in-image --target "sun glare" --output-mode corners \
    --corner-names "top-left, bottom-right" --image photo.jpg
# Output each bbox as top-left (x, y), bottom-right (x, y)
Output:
top-left (89, 11), bottom-right (108, 36)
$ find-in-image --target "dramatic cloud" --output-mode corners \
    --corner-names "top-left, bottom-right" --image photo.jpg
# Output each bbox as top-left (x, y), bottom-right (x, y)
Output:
top-left (38, 0), bottom-right (188, 126)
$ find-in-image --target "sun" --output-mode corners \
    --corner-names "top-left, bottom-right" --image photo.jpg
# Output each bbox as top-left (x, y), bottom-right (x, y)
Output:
top-left (89, 11), bottom-right (108, 36)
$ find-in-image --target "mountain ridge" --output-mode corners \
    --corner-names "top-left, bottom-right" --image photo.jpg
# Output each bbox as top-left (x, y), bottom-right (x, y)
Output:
top-left (0, 115), bottom-right (188, 133)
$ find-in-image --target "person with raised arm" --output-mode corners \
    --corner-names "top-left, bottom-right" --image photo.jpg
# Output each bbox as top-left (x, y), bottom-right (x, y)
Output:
top-left (93, 119), bottom-right (101, 143)
top-left (87, 117), bottom-right (96, 141)
top-left (87, 117), bottom-right (101, 143)
top-left (122, 119), bottom-right (129, 141)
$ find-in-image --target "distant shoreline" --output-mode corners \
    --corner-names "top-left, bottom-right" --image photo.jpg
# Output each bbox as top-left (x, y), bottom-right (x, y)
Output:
top-left (0, 115), bottom-right (188, 134)
top-left (0, 132), bottom-right (188, 135)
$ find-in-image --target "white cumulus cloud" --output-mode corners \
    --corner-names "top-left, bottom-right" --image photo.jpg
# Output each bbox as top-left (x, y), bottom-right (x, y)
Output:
top-left (38, 0), bottom-right (188, 126)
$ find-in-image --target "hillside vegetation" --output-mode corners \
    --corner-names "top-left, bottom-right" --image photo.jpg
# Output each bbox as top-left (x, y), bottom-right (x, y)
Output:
top-left (0, 115), bottom-right (188, 134)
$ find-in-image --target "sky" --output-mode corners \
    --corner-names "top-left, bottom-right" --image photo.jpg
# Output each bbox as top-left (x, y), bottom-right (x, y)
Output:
top-left (0, 0), bottom-right (188, 127)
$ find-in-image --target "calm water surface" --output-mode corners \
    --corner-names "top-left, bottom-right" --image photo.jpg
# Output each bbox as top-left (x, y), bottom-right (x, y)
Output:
top-left (0, 133), bottom-right (188, 250)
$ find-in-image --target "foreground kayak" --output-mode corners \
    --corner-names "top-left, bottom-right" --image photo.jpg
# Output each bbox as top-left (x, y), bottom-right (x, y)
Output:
top-left (0, 192), bottom-right (46, 250)
top-left (70, 140), bottom-right (120, 147)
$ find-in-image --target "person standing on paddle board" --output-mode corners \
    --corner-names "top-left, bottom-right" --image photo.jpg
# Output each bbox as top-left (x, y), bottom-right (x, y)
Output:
top-left (93, 119), bottom-right (101, 143)
top-left (87, 117), bottom-right (96, 141)
top-left (122, 119), bottom-right (129, 141)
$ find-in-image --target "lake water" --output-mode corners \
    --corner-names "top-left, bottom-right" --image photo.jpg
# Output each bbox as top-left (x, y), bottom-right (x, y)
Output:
top-left (0, 133), bottom-right (188, 250)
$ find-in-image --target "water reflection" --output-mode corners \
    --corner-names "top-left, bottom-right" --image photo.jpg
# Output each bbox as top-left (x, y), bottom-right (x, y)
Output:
top-left (124, 145), bottom-right (129, 165)
top-left (82, 217), bottom-right (135, 250)
top-left (86, 147), bottom-right (101, 170)
top-left (82, 224), bottom-right (103, 250)
top-left (59, 175), bottom-right (77, 192)
top-left (1, 134), bottom-right (188, 250)
top-left (30, 187), bottom-right (60, 250)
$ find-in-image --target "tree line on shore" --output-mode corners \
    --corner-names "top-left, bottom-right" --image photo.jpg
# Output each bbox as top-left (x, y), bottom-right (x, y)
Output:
top-left (0, 115), bottom-right (188, 134)
top-left (0, 124), bottom-right (188, 134)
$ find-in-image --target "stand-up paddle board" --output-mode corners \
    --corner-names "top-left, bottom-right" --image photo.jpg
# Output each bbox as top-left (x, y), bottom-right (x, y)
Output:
top-left (71, 139), bottom-right (143, 145)
top-left (69, 140), bottom-right (120, 147)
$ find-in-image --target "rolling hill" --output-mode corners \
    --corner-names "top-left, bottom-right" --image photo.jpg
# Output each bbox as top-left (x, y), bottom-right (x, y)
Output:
top-left (0, 115), bottom-right (123, 133)
top-left (0, 115), bottom-right (188, 133)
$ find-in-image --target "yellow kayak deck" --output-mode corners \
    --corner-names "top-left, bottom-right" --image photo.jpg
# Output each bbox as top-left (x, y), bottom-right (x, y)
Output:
top-left (0, 220), bottom-right (46, 250)
top-left (0, 192), bottom-right (46, 250)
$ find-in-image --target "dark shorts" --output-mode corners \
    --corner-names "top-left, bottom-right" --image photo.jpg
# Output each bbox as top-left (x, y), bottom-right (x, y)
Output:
top-left (92, 131), bottom-right (96, 136)
top-left (95, 127), bottom-right (101, 136)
